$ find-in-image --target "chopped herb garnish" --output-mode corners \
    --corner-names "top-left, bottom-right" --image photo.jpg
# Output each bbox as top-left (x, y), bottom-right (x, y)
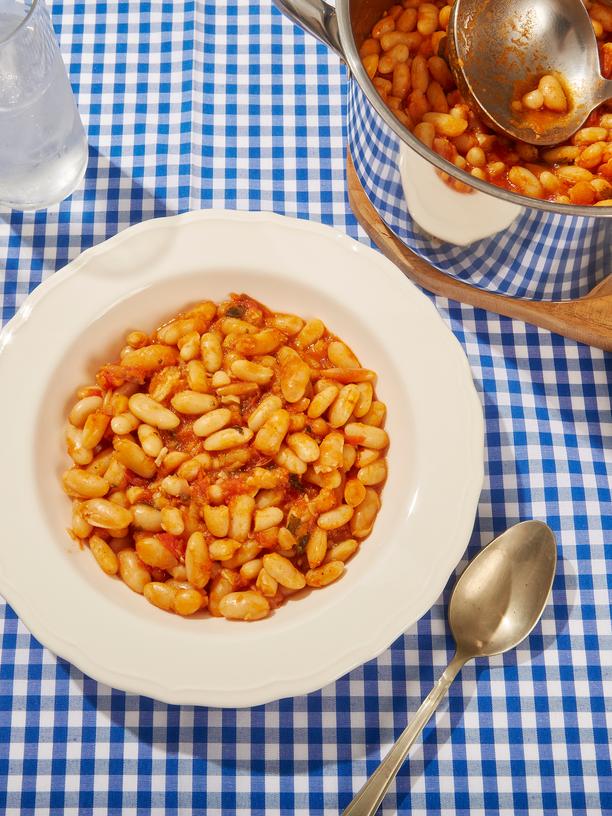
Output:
top-left (286, 514), bottom-right (300, 535)
top-left (226, 305), bottom-right (244, 318)
top-left (289, 473), bottom-right (306, 492)
top-left (297, 534), bottom-right (309, 554)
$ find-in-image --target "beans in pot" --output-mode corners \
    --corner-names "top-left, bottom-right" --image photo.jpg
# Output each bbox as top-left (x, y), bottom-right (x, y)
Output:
top-left (362, 0), bottom-right (612, 206)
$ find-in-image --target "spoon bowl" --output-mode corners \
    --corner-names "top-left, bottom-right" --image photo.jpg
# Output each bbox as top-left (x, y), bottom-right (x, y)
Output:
top-left (447, 0), bottom-right (612, 145)
top-left (449, 520), bottom-right (557, 658)
top-left (343, 520), bottom-right (557, 816)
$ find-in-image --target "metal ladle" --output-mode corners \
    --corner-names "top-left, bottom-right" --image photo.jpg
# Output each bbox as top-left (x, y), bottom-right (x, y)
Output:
top-left (342, 520), bottom-right (557, 816)
top-left (446, 0), bottom-right (612, 145)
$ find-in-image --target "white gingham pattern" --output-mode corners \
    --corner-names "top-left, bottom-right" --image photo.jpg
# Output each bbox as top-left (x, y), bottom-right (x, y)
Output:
top-left (0, 2), bottom-right (610, 814)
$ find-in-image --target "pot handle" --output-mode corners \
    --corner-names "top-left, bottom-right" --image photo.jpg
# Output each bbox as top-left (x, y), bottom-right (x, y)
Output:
top-left (272, 0), bottom-right (344, 60)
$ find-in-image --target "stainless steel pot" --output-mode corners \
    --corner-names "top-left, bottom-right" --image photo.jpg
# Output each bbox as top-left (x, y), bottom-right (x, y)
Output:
top-left (274, 0), bottom-right (612, 300)
top-left (273, 0), bottom-right (612, 219)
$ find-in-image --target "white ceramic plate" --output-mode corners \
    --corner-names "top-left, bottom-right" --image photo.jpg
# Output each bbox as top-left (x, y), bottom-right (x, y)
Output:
top-left (0, 210), bottom-right (483, 707)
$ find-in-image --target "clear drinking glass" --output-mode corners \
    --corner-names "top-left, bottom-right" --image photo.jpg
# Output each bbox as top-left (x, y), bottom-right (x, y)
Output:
top-left (0, 0), bottom-right (88, 210)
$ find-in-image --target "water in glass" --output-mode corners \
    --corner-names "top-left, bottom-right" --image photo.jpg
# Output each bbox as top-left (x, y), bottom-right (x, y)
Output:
top-left (0, 0), bottom-right (88, 210)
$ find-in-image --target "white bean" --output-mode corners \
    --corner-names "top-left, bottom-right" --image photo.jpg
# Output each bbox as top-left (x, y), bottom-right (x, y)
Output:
top-left (193, 408), bottom-right (232, 438)
top-left (69, 396), bottom-right (103, 428)
top-left (274, 445), bottom-right (307, 475)
top-left (254, 409), bottom-right (290, 455)
top-left (231, 359), bottom-right (274, 384)
top-left (344, 423), bottom-right (389, 450)
top-left (247, 395), bottom-right (283, 432)
top-left (358, 459), bottom-right (388, 485)
top-left (350, 488), bottom-right (381, 538)
top-left (89, 534), bottom-right (119, 575)
top-left (200, 332), bottom-right (223, 372)
top-left (327, 341), bottom-right (360, 368)
top-left (307, 385), bottom-right (339, 419)
top-left (81, 498), bottom-right (133, 529)
top-left (229, 495), bottom-right (255, 542)
top-left (118, 549), bottom-right (152, 593)
top-left (113, 437), bottom-right (157, 478)
top-left (110, 412), bottom-right (140, 435)
top-left (203, 504), bottom-right (230, 537)
top-left (219, 591), bottom-right (270, 621)
top-left (286, 432), bottom-right (320, 463)
top-left (137, 424), bottom-right (164, 458)
top-left (305, 561), bottom-right (345, 587)
top-left (263, 553), bottom-right (306, 590)
top-left (62, 469), bottom-right (110, 499)
top-left (132, 504), bottom-right (163, 532)
top-left (128, 393), bottom-right (180, 430)
top-left (171, 391), bottom-right (218, 415)
top-left (317, 504), bottom-right (354, 531)
top-left (185, 531), bottom-right (212, 589)
top-left (328, 385), bottom-right (361, 428)
top-left (160, 475), bottom-right (191, 499)
top-left (203, 427), bottom-right (254, 451)
top-left (136, 536), bottom-right (179, 571)
top-left (306, 527), bottom-right (328, 568)
top-left (253, 507), bottom-right (284, 532)
top-left (161, 506), bottom-right (185, 536)
top-left (81, 412), bottom-right (110, 449)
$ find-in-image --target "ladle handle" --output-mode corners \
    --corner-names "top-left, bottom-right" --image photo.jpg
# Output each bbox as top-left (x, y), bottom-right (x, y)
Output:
top-left (595, 77), bottom-right (612, 107)
top-left (272, 0), bottom-right (344, 60)
top-left (342, 652), bottom-right (467, 816)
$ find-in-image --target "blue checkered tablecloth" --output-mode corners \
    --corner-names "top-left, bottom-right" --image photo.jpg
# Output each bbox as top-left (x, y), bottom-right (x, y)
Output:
top-left (0, 1), bottom-right (610, 813)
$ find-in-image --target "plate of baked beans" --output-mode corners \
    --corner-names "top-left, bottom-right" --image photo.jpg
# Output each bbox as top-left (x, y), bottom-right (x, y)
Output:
top-left (0, 210), bottom-right (483, 706)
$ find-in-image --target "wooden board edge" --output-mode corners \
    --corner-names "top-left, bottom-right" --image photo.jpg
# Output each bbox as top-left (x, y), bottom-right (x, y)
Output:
top-left (346, 151), bottom-right (612, 351)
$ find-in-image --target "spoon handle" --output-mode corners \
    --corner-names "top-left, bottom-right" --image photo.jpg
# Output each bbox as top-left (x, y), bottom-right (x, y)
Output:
top-left (342, 652), bottom-right (467, 816)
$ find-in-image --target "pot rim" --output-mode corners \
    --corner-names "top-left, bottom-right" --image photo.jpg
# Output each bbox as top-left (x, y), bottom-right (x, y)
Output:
top-left (336, 0), bottom-right (612, 219)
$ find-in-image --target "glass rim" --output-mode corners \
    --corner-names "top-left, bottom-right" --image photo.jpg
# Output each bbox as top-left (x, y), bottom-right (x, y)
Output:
top-left (0, 0), bottom-right (40, 47)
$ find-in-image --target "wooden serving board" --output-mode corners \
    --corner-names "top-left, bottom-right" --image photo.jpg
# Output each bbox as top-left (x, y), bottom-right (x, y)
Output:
top-left (347, 152), bottom-right (612, 351)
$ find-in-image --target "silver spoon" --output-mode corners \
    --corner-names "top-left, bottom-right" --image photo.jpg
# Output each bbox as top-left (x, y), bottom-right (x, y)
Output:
top-left (446, 0), bottom-right (612, 145)
top-left (342, 520), bottom-right (557, 816)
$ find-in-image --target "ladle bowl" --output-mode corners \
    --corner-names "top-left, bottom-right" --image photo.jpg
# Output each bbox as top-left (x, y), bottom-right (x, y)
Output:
top-left (447, 0), bottom-right (612, 145)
